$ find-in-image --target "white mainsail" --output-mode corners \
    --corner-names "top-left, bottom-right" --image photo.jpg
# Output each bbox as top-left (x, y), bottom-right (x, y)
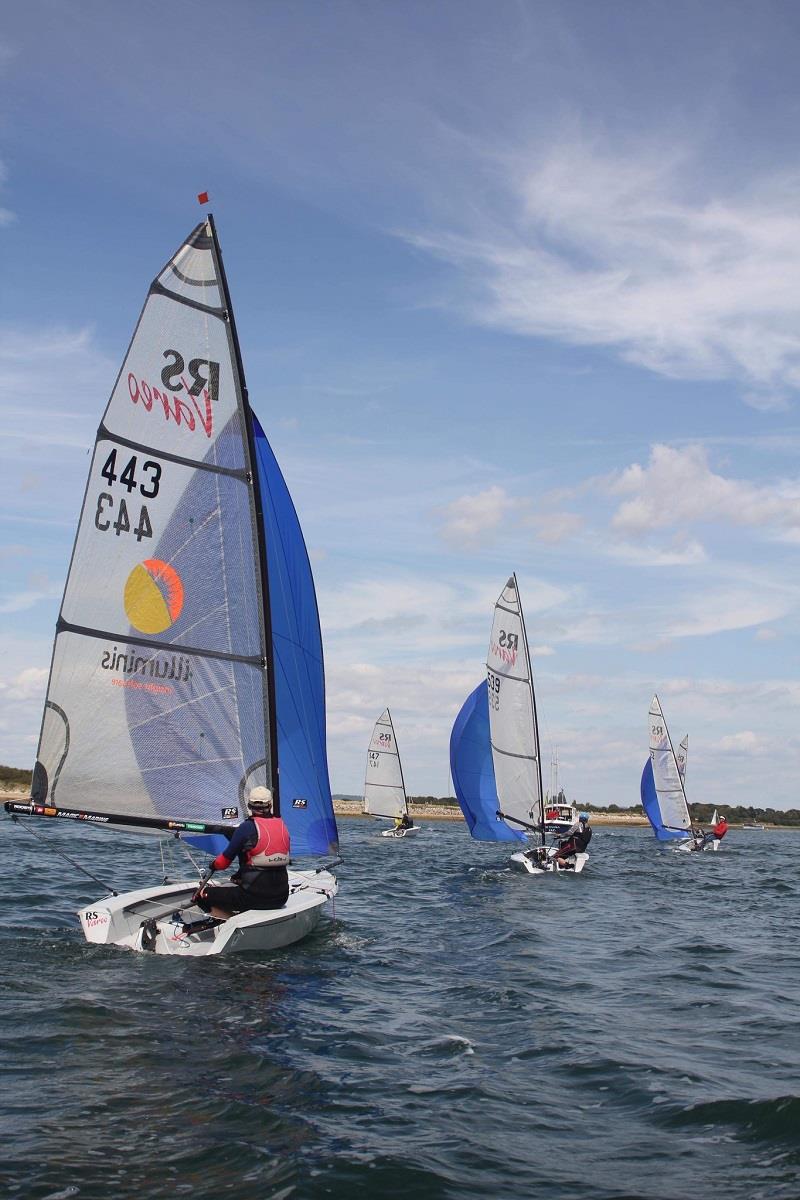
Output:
top-left (648, 696), bottom-right (692, 834)
top-left (677, 734), bottom-right (688, 781)
top-left (32, 220), bottom-right (272, 830)
top-left (487, 575), bottom-right (544, 832)
top-left (363, 709), bottom-right (408, 820)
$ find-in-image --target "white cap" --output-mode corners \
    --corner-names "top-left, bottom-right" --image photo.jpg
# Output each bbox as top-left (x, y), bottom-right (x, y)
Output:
top-left (247, 785), bottom-right (273, 811)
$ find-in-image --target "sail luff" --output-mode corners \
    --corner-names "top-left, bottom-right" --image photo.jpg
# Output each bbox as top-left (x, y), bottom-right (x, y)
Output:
top-left (207, 213), bottom-right (279, 812)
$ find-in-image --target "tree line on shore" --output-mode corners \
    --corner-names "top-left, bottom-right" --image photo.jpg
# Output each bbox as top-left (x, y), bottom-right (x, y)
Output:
top-left (4, 767), bottom-right (797, 826)
top-left (407, 794), bottom-right (800, 827)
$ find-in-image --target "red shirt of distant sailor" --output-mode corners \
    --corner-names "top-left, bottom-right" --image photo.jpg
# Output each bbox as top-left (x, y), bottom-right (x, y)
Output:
top-left (713, 817), bottom-right (728, 840)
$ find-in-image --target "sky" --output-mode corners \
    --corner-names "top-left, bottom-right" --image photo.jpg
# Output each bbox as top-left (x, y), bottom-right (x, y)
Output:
top-left (2, 0), bottom-right (800, 810)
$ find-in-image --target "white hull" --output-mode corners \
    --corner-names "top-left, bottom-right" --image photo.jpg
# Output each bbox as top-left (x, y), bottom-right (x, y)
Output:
top-left (77, 868), bottom-right (337, 956)
top-left (674, 839), bottom-right (721, 854)
top-left (380, 824), bottom-right (420, 838)
top-left (509, 851), bottom-right (589, 875)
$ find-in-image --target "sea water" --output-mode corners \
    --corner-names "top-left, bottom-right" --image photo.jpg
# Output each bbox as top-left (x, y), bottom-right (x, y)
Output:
top-left (1, 818), bottom-right (798, 1199)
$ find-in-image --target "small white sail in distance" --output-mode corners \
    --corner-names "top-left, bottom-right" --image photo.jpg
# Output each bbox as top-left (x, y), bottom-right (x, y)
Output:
top-left (363, 709), bottom-right (408, 820)
top-left (487, 575), bottom-right (544, 833)
top-left (649, 695), bottom-right (692, 835)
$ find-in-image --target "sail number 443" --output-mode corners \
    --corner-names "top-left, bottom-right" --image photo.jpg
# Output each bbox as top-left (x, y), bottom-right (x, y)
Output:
top-left (94, 450), bottom-right (161, 542)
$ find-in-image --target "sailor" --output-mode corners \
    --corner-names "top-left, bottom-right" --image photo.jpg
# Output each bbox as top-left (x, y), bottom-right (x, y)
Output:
top-left (394, 811), bottom-right (413, 830)
top-left (554, 812), bottom-right (592, 868)
top-left (700, 814), bottom-right (728, 848)
top-left (194, 786), bottom-right (290, 919)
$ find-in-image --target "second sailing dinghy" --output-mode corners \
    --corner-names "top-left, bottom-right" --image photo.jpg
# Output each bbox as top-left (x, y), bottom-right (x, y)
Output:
top-left (363, 709), bottom-right (419, 837)
top-left (5, 214), bottom-right (340, 955)
top-left (641, 696), bottom-right (720, 852)
top-left (450, 575), bottom-right (589, 874)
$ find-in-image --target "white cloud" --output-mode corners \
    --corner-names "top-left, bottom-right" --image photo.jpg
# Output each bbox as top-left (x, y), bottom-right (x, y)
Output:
top-left (666, 587), bottom-right (795, 639)
top-left (606, 443), bottom-right (800, 536)
top-left (716, 730), bottom-right (764, 754)
top-left (605, 536), bottom-right (707, 567)
top-left (526, 510), bottom-right (584, 544)
top-left (0, 583), bottom-right (62, 615)
top-left (437, 484), bottom-right (520, 547)
top-left (403, 138), bottom-right (800, 402)
top-left (0, 155), bottom-right (15, 225)
top-left (0, 667), bottom-right (48, 703)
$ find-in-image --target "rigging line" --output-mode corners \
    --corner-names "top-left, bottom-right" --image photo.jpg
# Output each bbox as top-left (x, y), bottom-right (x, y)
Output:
top-left (166, 504), bottom-right (223, 569)
top-left (139, 754), bottom-right (241, 773)
top-left (173, 599), bottom-right (228, 640)
top-left (11, 815), bottom-right (119, 896)
top-left (125, 681), bottom-right (237, 734)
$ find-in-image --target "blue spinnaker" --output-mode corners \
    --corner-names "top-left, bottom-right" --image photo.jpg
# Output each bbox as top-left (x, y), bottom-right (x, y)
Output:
top-left (253, 414), bottom-right (339, 856)
top-left (450, 681), bottom-right (524, 842)
top-left (640, 758), bottom-right (689, 841)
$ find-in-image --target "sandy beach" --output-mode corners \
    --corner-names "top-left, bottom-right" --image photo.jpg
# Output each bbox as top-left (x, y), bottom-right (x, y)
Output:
top-left (336, 799), bottom-right (649, 825)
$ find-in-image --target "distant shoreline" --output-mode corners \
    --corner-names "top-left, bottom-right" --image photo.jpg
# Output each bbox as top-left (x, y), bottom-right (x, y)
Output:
top-left (0, 790), bottom-right (792, 828)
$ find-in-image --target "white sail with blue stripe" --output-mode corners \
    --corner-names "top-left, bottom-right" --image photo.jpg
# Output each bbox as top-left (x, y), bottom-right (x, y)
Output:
top-left (641, 695), bottom-right (692, 841)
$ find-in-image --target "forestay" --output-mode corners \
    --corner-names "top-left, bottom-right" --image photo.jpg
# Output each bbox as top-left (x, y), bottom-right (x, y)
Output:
top-left (363, 709), bottom-right (408, 820)
top-left (643, 695), bottom-right (692, 840)
top-left (32, 220), bottom-right (274, 837)
top-left (486, 576), bottom-right (544, 832)
top-left (450, 682), bottom-right (523, 842)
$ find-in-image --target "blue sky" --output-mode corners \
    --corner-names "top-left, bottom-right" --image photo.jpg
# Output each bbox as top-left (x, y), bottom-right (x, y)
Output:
top-left (2, 1), bottom-right (800, 809)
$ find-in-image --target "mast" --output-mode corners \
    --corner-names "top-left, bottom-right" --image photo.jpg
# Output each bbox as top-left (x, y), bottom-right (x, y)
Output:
top-left (207, 213), bottom-right (281, 813)
top-left (514, 572), bottom-right (545, 845)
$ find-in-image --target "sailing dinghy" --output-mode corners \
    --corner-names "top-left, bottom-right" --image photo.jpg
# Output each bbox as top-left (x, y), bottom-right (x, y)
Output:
top-left (363, 709), bottom-right (419, 837)
top-left (450, 575), bottom-right (588, 874)
top-left (5, 215), bottom-right (340, 955)
top-left (641, 697), bottom-right (719, 853)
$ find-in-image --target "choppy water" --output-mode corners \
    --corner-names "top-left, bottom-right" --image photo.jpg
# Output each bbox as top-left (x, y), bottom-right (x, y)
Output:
top-left (1, 817), bottom-right (798, 1200)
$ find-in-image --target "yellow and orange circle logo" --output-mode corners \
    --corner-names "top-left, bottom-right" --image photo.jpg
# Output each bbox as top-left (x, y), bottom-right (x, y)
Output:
top-left (124, 559), bottom-right (184, 634)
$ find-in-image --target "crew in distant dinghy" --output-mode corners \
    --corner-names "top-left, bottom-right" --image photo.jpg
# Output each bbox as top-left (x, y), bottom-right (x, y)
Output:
top-left (195, 787), bottom-right (290, 918)
top-left (553, 812), bottom-right (592, 868)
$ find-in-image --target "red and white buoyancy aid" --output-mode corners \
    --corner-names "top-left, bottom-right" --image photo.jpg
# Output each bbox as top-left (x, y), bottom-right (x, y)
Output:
top-left (244, 816), bottom-right (291, 867)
